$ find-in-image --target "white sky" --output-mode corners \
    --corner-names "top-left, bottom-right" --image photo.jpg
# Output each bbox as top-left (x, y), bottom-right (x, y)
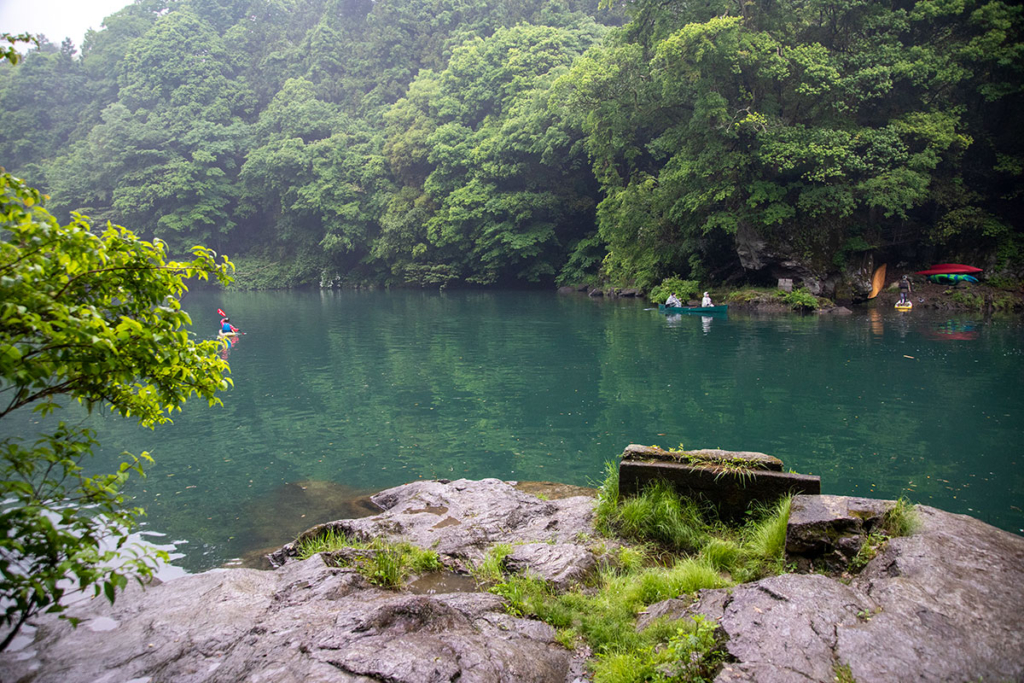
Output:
top-left (0, 0), bottom-right (132, 49)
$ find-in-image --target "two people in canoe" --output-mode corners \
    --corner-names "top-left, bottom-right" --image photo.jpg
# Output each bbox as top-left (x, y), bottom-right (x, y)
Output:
top-left (664, 291), bottom-right (714, 308)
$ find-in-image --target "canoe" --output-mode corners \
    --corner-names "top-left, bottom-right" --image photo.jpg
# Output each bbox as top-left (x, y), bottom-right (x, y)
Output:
top-left (658, 304), bottom-right (729, 314)
top-left (927, 274), bottom-right (978, 284)
top-left (916, 264), bottom-right (983, 275)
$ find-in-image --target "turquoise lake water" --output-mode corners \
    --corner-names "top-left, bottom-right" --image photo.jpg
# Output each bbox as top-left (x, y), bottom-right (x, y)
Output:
top-left (5, 289), bottom-right (1023, 572)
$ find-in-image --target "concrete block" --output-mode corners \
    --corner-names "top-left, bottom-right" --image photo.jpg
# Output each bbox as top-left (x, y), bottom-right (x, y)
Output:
top-left (618, 460), bottom-right (820, 521)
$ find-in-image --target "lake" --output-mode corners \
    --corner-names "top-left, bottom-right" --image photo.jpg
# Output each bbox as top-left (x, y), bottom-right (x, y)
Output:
top-left (6, 289), bottom-right (1023, 572)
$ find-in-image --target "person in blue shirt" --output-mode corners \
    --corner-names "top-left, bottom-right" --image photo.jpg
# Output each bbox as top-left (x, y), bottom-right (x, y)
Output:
top-left (219, 317), bottom-right (238, 339)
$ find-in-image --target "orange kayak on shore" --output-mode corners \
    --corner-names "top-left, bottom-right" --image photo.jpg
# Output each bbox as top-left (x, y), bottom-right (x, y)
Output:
top-left (869, 264), bottom-right (887, 299)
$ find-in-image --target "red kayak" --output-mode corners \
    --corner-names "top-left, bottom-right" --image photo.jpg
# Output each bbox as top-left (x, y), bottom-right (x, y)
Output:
top-left (915, 263), bottom-right (983, 275)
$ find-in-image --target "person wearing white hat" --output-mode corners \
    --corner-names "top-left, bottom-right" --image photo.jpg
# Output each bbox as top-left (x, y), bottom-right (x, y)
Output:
top-left (701, 291), bottom-right (713, 307)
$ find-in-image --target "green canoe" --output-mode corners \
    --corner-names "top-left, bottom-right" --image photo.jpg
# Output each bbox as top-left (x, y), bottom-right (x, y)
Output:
top-left (658, 304), bottom-right (729, 314)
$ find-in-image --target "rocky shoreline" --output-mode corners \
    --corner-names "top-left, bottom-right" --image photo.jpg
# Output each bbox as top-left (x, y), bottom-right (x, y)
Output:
top-left (2, 477), bottom-right (1023, 682)
top-left (559, 278), bottom-right (1024, 314)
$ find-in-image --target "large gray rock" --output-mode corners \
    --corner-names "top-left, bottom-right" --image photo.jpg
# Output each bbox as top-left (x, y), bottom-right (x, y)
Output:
top-left (647, 502), bottom-right (1024, 683)
top-left (505, 543), bottom-right (596, 590)
top-left (272, 478), bottom-right (596, 571)
top-left (0, 479), bottom-right (596, 683)
top-left (785, 494), bottom-right (891, 570)
top-left (0, 554), bottom-right (571, 683)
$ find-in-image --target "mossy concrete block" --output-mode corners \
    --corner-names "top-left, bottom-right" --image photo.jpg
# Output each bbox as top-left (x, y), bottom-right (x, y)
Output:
top-left (621, 444), bottom-right (784, 471)
top-left (618, 459), bottom-right (820, 520)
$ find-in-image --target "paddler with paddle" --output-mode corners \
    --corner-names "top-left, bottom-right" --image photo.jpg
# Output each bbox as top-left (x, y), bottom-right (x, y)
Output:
top-left (217, 308), bottom-right (242, 342)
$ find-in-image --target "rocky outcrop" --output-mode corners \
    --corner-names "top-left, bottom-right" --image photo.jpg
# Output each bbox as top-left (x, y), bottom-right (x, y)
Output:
top-left (646, 498), bottom-right (1024, 683)
top-left (735, 224), bottom-right (836, 296)
top-left (734, 224), bottom-right (878, 299)
top-left (0, 479), bottom-right (595, 683)
top-left (0, 554), bottom-right (571, 683)
top-left (270, 478), bottom-right (597, 573)
top-left (3, 482), bottom-right (1023, 683)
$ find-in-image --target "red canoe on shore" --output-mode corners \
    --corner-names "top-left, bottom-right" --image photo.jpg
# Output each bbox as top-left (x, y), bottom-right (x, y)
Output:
top-left (915, 263), bottom-right (983, 276)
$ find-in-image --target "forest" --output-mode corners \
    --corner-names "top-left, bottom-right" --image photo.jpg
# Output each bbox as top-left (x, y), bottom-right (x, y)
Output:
top-left (2, 0), bottom-right (1022, 294)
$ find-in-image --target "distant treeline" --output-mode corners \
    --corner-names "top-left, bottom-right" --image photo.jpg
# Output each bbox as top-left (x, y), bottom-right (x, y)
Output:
top-left (2, 0), bottom-right (1021, 291)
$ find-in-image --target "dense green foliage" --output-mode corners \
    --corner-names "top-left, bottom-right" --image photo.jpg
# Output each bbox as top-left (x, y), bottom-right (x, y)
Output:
top-left (2, 0), bottom-right (1021, 290)
top-left (0, 172), bottom-right (234, 649)
top-left (563, 0), bottom-right (1024, 290)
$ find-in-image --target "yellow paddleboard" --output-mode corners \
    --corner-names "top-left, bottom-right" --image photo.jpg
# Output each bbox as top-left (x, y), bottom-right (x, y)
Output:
top-left (869, 264), bottom-right (887, 299)
top-left (895, 301), bottom-right (912, 311)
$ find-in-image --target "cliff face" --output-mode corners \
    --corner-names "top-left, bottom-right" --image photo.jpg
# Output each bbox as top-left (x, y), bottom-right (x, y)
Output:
top-left (2, 479), bottom-right (1022, 683)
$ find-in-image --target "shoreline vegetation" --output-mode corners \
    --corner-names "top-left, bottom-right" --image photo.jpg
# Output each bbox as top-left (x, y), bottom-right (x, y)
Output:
top-left (192, 263), bottom-right (1024, 315)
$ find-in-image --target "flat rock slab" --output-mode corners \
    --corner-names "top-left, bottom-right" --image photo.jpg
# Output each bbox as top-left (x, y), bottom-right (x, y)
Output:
top-left (646, 503), bottom-right (1024, 682)
top-left (271, 478), bottom-right (596, 572)
top-left (0, 554), bottom-right (572, 683)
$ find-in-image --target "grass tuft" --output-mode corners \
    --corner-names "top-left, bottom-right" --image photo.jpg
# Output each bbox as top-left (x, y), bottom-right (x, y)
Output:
top-left (294, 527), bottom-right (443, 589)
top-left (881, 497), bottom-right (919, 538)
top-left (474, 542), bottom-right (514, 583)
top-left (611, 481), bottom-right (713, 552)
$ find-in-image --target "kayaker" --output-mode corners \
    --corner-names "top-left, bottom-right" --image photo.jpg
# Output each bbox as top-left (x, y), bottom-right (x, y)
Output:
top-left (701, 291), bottom-right (713, 307)
top-left (665, 292), bottom-right (682, 307)
top-left (219, 317), bottom-right (238, 338)
top-left (898, 276), bottom-right (912, 305)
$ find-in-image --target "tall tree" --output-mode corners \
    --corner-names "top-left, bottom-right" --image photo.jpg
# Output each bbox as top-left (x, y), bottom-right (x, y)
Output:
top-left (47, 8), bottom-right (255, 252)
top-left (378, 21), bottom-right (605, 286)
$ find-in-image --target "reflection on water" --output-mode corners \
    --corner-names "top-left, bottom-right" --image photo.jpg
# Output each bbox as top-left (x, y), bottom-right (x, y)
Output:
top-left (3, 289), bottom-right (1021, 573)
top-left (923, 320), bottom-right (979, 341)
